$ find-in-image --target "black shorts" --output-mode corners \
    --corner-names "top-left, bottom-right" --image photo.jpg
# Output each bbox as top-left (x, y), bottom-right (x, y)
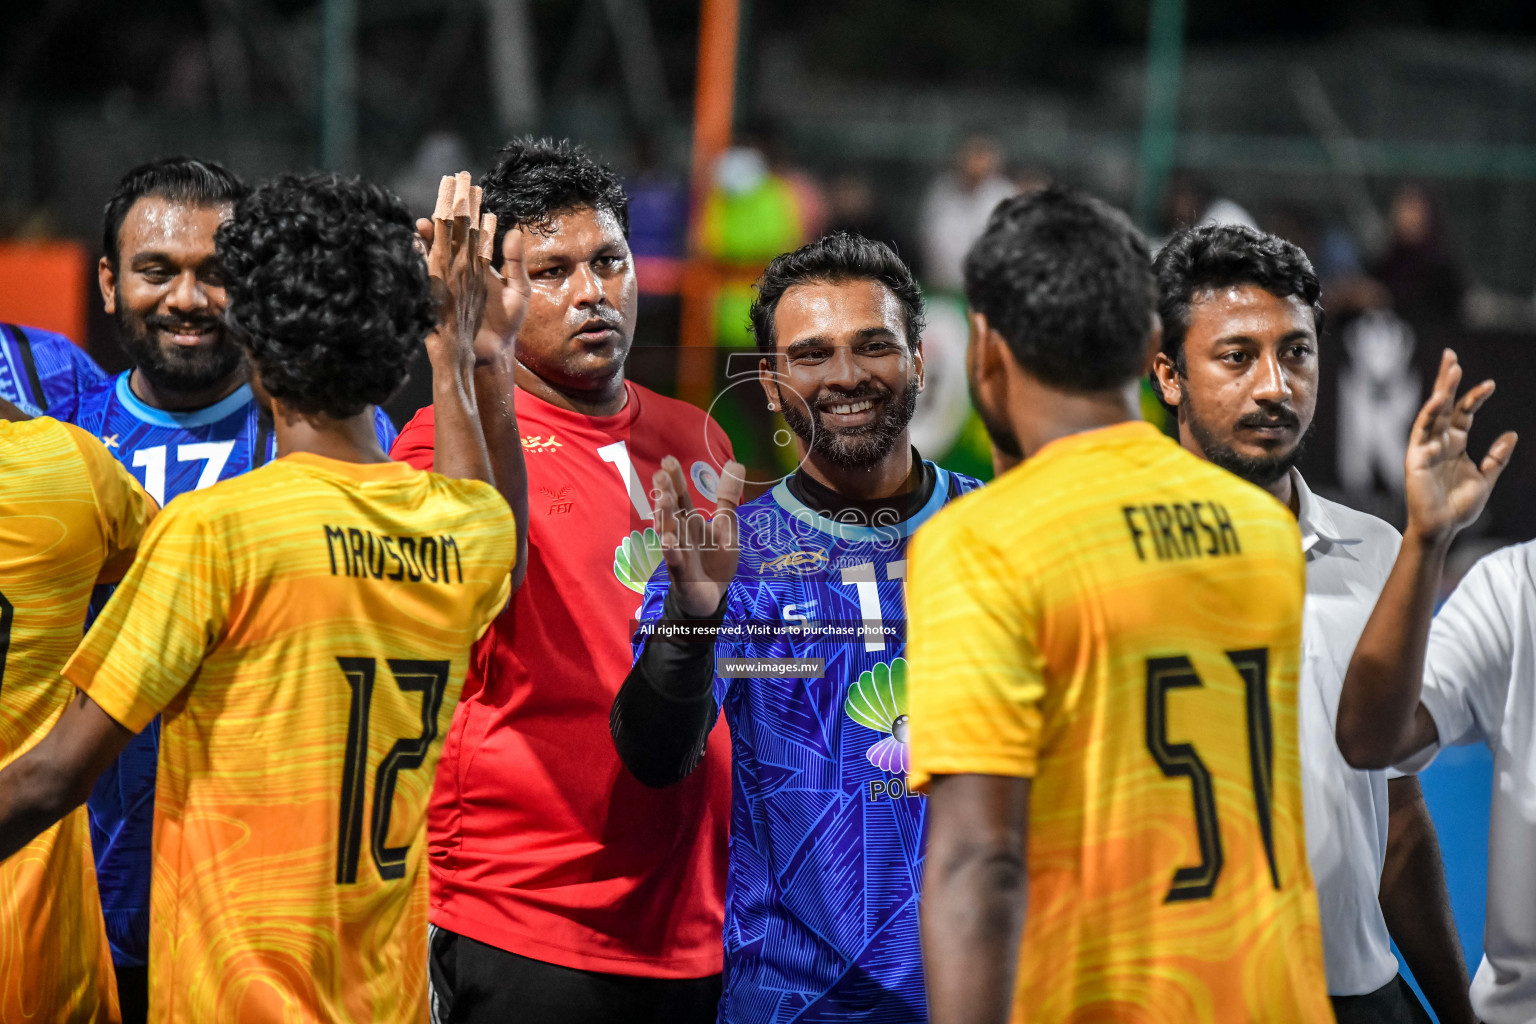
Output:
top-left (428, 925), bottom-right (722, 1024)
top-left (1330, 975), bottom-right (1434, 1024)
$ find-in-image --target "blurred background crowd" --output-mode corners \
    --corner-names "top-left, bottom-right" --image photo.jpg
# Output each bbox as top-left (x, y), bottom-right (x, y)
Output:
top-left (7, 1), bottom-right (1536, 552)
top-left (2, 1), bottom-right (1534, 1014)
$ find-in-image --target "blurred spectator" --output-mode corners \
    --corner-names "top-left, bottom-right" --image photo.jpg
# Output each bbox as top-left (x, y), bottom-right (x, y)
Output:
top-left (754, 125), bottom-right (829, 240)
top-left (1338, 309), bottom-right (1420, 501)
top-left (1371, 183), bottom-right (1466, 328)
top-left (919, 134), bottom-right (1016, 291)
top-left (698, 144), bottom-right (804, 263)
top-left (1008, 164), bottom-right (1053, 197)
top-left (698, 143), bottom-right (807, 346)
top-left (1162, 170), bottom-right (1258, 237)
top-left (625, 137), bottom-right (689, 295)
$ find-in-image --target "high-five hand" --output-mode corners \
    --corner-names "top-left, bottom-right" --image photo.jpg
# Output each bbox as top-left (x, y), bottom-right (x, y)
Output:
top-left (653, 456), bottom-right (746, 617)
top-left (419, 172), bottom-right (493, 363)
top-left (1404, 348), bottom-right (1518, 545)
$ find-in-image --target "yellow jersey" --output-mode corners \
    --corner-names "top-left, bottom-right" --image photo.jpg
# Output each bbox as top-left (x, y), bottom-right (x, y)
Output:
top-left (907, 421), bottom-right (1331, 1023)
top-left (65, 452), bottom-right (515, 1023)
top-left (0, 417), bottom-right (155, 1024)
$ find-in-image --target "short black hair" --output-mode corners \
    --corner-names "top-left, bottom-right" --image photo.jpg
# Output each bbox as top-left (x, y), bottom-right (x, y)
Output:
top-left (749, 232), bottom-right (925, 354)
top-left (216, 172), bottom-right (433, 419)
top-left (1154, 223), bottom-right (1324, 385)
top-left (480, 136), bottom-right (628, 263)
top-left (964, 186), bottom-right (1155, 392)
top-left (102, 156), bottom-right (249, 267)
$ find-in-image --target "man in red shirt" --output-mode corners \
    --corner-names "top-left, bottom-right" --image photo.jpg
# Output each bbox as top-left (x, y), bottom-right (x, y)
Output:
top-left (392, 137), bottom-right (733, 1023)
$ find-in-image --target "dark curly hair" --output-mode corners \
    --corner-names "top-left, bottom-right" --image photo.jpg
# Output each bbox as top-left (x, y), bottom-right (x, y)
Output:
top-left (750, 232), bottom-right (925, 354)
top-left (480, 136), bottom-right (628, 266)
top-left (964, 186), bottom-right (1155, 392)
top-left (215, 172), bottom-right (433, 419)
top-left (1153, 224), bottom-right (1324, 399)
top-left (102, 156), bottom-right (249, 267)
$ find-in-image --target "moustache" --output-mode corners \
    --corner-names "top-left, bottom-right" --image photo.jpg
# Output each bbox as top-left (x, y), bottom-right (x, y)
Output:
top-left (1236, 409), bottom-right (1299, 431)
top-left (144, 313), bottom-right (223, 335)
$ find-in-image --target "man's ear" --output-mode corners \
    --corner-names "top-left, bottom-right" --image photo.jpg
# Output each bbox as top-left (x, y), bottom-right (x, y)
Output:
top-left (1149, 351), bottom-right (1181, 408)
top-left (967, 310), bottom-right (1005, 389)
top-left (911, 335), bottom-right (925, 394)
top-left (98, 257), bottom-right (117, 314)
top-left (757, 355), bottom-right (782, 411)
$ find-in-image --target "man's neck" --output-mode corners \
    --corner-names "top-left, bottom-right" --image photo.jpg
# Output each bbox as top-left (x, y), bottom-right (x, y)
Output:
top-left (271, 406), bottom-right (388, 464)
top-left (1014, 380), bottom-right (1141, 459)
top-left (1264, 470), bottom-right (1299, 518)
top-left (515, 361), bottom-right (628, 417)
top-left (129, 368), bottom-right (245, 413)
top-left (796, 435), bottom-right (914, 502)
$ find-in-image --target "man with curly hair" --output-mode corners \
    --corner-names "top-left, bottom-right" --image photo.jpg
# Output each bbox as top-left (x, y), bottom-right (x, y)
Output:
top-left (0, 171), bottom-right (519, 1022)
top-left (391, 137), bottom-right (733, 1023)
top-left (48, 156), bottom-right (402, 1022)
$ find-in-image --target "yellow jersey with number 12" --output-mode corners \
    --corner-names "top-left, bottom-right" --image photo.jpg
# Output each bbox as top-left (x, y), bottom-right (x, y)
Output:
top-left (0, 417), bottom-right (155, 1024)
top-left (65, 451), bottom-right (515, 1024)
top-left (907, 421), bottom-right (1332, 1024)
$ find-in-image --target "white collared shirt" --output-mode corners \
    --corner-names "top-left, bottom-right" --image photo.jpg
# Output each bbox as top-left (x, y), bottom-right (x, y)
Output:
top-left (1293, 470), bottom-right (1407, 996)
top-left (1400, 541), bottom-right (1536, 1024)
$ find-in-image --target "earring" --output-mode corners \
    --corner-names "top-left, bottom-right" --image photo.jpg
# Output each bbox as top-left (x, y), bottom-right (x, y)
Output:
top-left (768, 402), bottom-right (777, 411)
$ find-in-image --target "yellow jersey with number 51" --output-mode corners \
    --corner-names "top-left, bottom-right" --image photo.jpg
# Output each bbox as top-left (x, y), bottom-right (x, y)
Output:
top-left (65, 451), bottom-right (514, 1024)
top-left (907, 421), bottom-right (1331, 1024)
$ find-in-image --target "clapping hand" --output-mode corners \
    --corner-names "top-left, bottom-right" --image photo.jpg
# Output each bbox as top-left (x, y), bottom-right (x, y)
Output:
top-left (653, 456), bottom-right (746, 617)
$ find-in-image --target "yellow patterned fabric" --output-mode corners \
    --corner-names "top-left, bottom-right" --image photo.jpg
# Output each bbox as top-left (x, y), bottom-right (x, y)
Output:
top-left (908, 421), bottom-right (1332, 1023)
top-left (0, 417), bottom-right (155, 1024)
top-left (66, 452), bottom-right (514, 1023)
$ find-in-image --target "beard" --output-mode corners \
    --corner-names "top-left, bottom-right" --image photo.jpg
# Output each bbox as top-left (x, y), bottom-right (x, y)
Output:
top-left (115, 289), bottom-right (245, 395)
top-left (778, 375), bottom-right (919, 470)
top-left (1181, 380), bottom-right (1313, 487)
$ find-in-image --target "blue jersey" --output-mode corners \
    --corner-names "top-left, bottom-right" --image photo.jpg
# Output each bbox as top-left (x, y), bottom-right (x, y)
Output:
top-left (634, 463), bottom-right (982, 1022)
top-left (0, 322), bottom-right (107, 415)
top-left (55, 370), bottom-right (398, 966)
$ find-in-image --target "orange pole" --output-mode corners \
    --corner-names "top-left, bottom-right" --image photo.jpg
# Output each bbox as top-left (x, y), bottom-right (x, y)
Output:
top-left (678, 0), bottom-right (740, 407)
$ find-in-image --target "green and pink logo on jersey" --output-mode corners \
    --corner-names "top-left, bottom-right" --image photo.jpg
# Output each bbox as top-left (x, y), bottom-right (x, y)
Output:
top-left (845, 658), bottom-right (909, 774)
top-left (615, 528), bottom-right (664, 593)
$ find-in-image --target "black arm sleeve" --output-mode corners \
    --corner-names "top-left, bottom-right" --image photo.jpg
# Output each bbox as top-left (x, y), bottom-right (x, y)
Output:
top-left (610, 587), bottom-right (728, 788)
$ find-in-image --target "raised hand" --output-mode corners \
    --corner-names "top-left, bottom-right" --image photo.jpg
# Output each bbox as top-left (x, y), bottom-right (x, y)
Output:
top-left (1404, 348), bottom-right (1518, 545)
top-left (653, 456), bottom-right (746, 617)
top-left (477, 224), bottom-right (531, 363)
top-left (419, 172), bottom-right (494, 365)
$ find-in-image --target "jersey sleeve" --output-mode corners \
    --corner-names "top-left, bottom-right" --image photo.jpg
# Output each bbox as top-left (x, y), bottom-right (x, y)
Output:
top-left (390, 408), bottom-right (434, 471)
top-left (63, 501), bottom-right (229, 733)
top-left (68, 341), bottom-right (108, 395)
top-left (632, 563), bottom-right (672, 663)
top-left (1400, 550), bottom-right (1516, 772)
top-left (906, 515), bottom-right (1045, 791)
top-left (60, 421), bottom-right (158, 583)
top-left (630, 563), bottom-right (743, 708)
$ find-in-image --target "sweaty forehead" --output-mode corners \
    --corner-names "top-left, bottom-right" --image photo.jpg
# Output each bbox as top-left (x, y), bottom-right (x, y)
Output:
top-left (774, 279), bottom-right (903, 348)
top-left (520, 205), bottom-right (625, 260)
top-left (1186, 283), bottom-right (1314, 343)
top-left (119, 196), bottom-right (231, 260)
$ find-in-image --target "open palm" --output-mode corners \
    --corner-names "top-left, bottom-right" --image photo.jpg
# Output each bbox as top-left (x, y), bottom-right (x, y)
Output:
top-left (653, 455), bottom-right (746, 617)
top-left (1405, 348), bottom-right (1518, 544)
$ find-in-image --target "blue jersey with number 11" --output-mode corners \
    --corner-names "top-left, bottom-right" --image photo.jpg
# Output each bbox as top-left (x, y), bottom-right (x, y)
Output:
top-left (54, 370), bottom-right (397, 966)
